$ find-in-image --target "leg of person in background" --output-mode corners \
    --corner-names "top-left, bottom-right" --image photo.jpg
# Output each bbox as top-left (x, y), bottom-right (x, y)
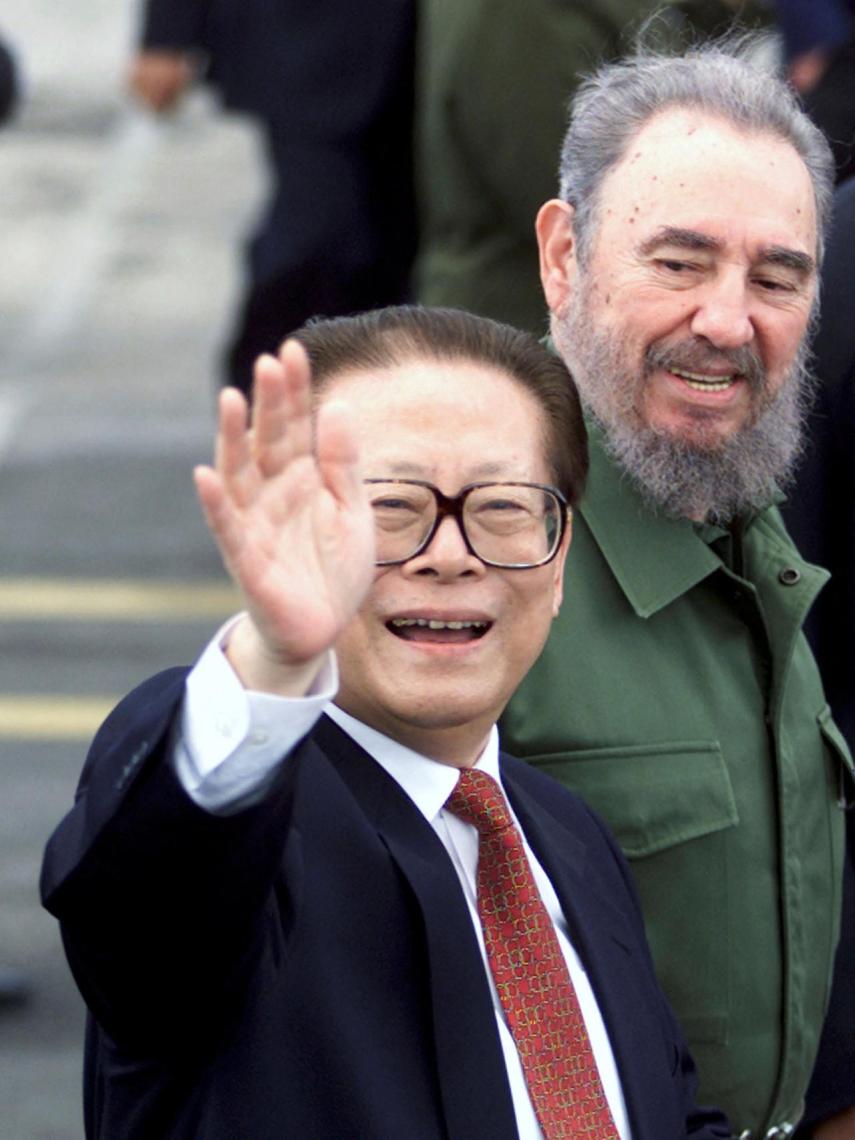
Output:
top-left (223, 120), bottom-right (416, 396)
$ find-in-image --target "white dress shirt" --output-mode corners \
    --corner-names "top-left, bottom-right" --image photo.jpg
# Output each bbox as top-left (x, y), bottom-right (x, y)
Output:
top-left (173, 622), bottom-right (632, 1139)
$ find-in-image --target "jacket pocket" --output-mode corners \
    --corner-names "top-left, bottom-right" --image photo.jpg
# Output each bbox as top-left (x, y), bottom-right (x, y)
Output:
top-left (818, 704), bottom-right (855, 809)
top-left (529, 740), bottom-right (737, 1045)
top-left (529, 739), bottom-right (738, 856)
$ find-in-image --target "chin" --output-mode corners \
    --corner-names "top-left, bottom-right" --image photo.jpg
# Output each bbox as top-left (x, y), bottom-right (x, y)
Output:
top-left (396, 676), bottom-right (507, 727)
top-left (652, 412), bottom-right (741, 452)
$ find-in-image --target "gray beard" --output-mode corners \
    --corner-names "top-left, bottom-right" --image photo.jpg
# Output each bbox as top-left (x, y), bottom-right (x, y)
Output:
top-left (555, 298), bottom-right (814, 525)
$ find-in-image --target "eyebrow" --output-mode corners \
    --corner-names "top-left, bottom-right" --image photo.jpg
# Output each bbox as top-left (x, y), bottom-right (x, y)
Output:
top-left (638, 226), bottom-right (815, 276)
top-left (760, 245), bottom-right (815, 275)
top-left (376, 460), bottom-right (522, 480)
top-left (639, 227), bottom-right (721, 256)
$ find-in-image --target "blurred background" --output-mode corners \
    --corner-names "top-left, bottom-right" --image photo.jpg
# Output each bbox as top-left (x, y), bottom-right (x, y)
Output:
top-left (0, 3), bottom-right (249, 1135)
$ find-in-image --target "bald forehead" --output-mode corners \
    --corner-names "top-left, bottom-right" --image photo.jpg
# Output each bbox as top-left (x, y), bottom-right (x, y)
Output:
top-left (592, 107), bottom-right (817, 259)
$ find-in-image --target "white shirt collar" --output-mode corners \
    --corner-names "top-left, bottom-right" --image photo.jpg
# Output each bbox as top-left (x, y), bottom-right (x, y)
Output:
top-left (324, 704), bottom-right (501, 824)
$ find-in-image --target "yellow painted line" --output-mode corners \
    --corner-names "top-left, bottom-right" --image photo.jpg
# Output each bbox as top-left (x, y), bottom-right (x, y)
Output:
top-left (0, 578), bottom-right (239, 622)
top-left (0, 696), bottom-right (117, 741)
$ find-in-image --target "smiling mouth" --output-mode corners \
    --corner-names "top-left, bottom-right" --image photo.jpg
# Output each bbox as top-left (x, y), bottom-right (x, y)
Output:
top-left (669, 367), bottom-right (740, 393)
top-left (387, 618), bottom-right (491, 643)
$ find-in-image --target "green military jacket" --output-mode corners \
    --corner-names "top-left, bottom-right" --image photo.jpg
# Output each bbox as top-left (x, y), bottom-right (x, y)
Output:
top-left (416, 0), bottom-right (771, 334)
top-left (501, 429), bottom-right (854, 1136)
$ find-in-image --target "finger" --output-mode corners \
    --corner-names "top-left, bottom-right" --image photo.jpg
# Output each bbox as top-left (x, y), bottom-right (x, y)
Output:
top-left (215, 387), bottom-right (257, 507)
top-left (251, 343), bottom-right (314, 478)
top-left (250, 354), bottom-right (292, 476)
top-left (315, 399), bottom-right (364, 508)
top-left (276, 339), bottom-right (315, 459)
top-left (193, 465), bottom-right (247, 573)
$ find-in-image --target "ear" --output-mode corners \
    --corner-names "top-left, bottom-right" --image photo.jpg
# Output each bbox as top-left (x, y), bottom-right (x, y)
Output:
top-left (550, 511), bottom-right (572, 617)
top-left (536, 199), bottom-right (578, 315)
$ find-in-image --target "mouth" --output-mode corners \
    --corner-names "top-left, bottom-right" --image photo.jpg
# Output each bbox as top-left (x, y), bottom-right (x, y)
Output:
top-left (386, 617), bottom-right (492, 644)
top-left (668, 367), bottom-right (740, 393)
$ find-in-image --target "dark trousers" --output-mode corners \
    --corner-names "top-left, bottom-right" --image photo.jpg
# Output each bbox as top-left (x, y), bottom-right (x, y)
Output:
top-left (0, 36), bottom-right (18, 123)
top-left (224, 114), bottom-right (416, 395)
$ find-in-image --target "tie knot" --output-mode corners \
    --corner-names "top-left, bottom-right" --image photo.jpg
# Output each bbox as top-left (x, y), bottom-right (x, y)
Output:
top-left (445, 769), bottom-right (513, 834)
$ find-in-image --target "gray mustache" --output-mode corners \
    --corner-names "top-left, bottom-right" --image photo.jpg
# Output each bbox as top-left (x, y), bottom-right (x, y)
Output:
top-left (645, 338), bottom-right (765, 388)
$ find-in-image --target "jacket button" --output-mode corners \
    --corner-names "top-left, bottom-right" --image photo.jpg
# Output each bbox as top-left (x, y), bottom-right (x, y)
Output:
top-left (778, 566), bottom-right (801, 586)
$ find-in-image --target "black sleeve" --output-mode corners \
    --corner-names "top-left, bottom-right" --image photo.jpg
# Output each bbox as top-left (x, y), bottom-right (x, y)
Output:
top-left (137, 0), bottom-right (212, 51)
top-left (40, 667), bottom-right (303, 1053)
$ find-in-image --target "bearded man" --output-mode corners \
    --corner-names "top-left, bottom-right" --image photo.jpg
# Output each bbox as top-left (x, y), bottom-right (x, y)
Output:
top-left (501, 42), bottom-right (855, 1140)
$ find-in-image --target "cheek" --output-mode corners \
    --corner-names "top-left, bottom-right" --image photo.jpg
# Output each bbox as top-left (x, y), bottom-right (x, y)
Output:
top-left (763, 318), bottom-right (809, 378)
top-left (504, 582), bottom-right (560, 659)
top-left (334, 612), bottom-right (377, 678)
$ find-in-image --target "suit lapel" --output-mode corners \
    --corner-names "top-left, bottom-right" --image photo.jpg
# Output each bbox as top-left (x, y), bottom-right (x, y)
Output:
top-left (313, 717), bottom-right (519, 1140)
top-left (504, 764), bottom-right (678, 1140)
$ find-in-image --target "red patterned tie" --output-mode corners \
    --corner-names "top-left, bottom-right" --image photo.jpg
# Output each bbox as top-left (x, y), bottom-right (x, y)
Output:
top-left (446, 768), bottom-right (619, 1139)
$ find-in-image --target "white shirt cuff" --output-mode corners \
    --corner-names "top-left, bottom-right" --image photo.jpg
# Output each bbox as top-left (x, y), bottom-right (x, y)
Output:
top-left (173, 615), bottom-right (338, 813)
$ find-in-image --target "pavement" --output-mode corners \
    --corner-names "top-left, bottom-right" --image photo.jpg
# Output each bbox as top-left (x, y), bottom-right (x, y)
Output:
top-left (0, 4), bottom-right (263, 1135)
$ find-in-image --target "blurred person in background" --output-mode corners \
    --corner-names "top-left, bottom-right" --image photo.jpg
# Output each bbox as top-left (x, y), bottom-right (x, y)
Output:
top-left (775, 0), bottom-right (855, 183)
top-left (129, 0), bottom-right (417, 396)
top-left (416, 0), bottom-right (769, 335)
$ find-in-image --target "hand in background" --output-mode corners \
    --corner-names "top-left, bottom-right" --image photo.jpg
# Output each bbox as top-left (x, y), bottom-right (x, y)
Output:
top-left (811, 1105), bottom-right (855, 1139)
top-left (194, 342), bottom-right (375, 696)
top-left (787, 47), bottom-right (832, 94)
top-left (128, 49), bottom-right (195, 113)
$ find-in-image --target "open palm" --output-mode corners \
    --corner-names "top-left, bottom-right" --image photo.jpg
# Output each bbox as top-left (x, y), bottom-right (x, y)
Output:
top-left (194, 341), bottom-right (375, 687)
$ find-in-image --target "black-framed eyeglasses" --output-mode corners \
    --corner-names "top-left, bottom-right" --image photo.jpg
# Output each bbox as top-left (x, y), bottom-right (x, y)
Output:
top-left (363, 479), bottom-right (569, 569)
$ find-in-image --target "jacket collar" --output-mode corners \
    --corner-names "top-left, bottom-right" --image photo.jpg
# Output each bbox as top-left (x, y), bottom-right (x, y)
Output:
top-left (580, 424), bottom-right (723, 618)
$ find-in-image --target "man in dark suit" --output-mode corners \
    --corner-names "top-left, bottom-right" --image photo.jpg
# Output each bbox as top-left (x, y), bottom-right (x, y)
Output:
top-left (41, 307), bottom-right (733, 1139)
top-left (129, 0), bottom-right (417, 394)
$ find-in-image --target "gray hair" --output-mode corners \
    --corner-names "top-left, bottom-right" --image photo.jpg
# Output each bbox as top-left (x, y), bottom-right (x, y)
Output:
top-left (559, 37), bottom-right (835, 266)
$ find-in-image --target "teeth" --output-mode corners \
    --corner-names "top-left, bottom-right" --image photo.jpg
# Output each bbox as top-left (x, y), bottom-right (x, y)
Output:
top-left (671, 368), bottom-right (735, 392)
top-left (390, 618), bottom-right (487, 630)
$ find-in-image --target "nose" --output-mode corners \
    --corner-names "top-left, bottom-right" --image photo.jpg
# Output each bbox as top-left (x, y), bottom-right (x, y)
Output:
top-left (689, 274), bottom-right (755, 350)
top-left (404, 515), bottom-right (484, 579)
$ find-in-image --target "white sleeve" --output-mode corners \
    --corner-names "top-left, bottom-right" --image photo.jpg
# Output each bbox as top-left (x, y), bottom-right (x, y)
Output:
top-left (172, 616), bottom-right (338, 815)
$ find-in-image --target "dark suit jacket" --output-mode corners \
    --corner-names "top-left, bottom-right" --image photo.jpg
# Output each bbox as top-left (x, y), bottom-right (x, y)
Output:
top-left (138, 0), bottom-right (415, 139)
top-left (41, 668), bottom-right (732, 1139)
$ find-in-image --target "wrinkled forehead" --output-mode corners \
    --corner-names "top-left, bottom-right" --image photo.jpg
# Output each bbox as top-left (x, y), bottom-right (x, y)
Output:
top-left (318, 358), bottom-right (554, 479)
top-left (593, 108), bottom-right (818, 256)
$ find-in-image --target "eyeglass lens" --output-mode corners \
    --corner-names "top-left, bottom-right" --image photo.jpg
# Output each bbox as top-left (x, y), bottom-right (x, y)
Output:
top-left (366, 482), bottom-right (562, 567)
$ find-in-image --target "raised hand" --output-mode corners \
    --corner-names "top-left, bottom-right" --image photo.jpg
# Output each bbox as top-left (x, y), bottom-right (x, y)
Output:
top-left (194, 341), bottom-right (375, 695)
